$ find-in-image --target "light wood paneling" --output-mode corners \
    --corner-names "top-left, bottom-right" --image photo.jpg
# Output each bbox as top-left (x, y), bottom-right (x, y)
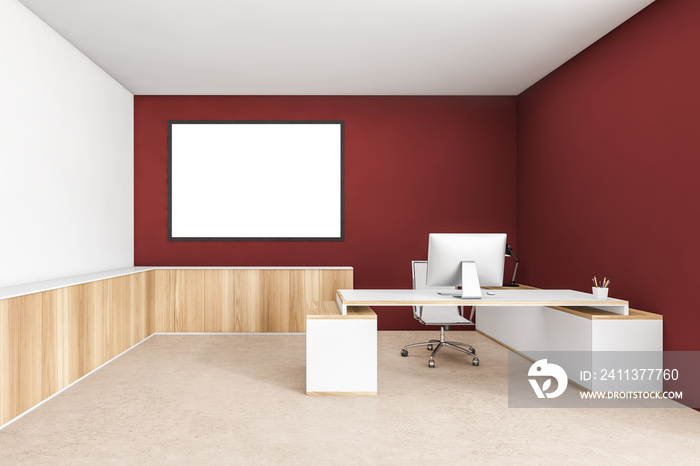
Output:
top-left (234, 270), bottom-right (263, 332)
top-left (154, 268), bottom-right (353, 333)
top-left (134, 271), bottom-right (154, 340)
top-left (235, 270), bottom-right (291, 332)
top-left (41, 288), bottom-right (80, 399)
top-left (40, 290), bottom-right (60, 400)
top-left (17, 293), bottom-right (43, 422)
top-left (155, 269), bottom-right (206, 332)
top-left (146, 270), bottom-right (156, 335)
top-left (78, 281), bottom-right (104, 375)
top-left (290, 270), bottom-right (319, 331)
top-left (0, 297), bottom-right (10, 423)
top-left (0, 294), bottom-right (43, 424)
top-left (106, 275), bottom-right (129, 361)
top-left (290, 270), bottom-right (354, 331)
top-left (321, 269), bottom-right (353, 300)
top-left (2, 267), bottom-right (351, 425)
top-left (0, 272), bottom-right (156, 426)
top-left (263, 270), bottom-right (291, 332)
top-left (174, 270), bottom-right (205, 332)
top-left (154, 269), bottom-right (175, 332)
top-left (204, 270), bottom-right (235, 332)
top-left (58, 287), bottom-right (81, 389)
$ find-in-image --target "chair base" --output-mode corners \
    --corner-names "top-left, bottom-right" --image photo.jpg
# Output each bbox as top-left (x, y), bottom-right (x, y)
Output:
top-left (401, 327), bottom-right (479, 367)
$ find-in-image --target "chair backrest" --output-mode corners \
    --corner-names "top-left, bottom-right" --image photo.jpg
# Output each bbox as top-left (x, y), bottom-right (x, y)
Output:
top-left (411, 261), bottom-right (461, 319)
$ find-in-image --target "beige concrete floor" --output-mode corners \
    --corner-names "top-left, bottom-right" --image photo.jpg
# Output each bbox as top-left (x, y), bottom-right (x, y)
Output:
top-left (1, 331), bottom-right (699, 465)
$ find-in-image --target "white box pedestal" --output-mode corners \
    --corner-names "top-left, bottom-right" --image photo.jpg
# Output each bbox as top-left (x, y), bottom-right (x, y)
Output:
top-left (306, 317), bottom-right (377, 395)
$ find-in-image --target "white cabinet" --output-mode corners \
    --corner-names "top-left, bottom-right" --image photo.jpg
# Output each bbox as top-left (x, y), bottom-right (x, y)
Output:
top-left (476, 306), bottom-right (540, 352)
top-left (476, 305), bottom-right (663, 392)
top-left (306, 306), bottom-right (377, 395)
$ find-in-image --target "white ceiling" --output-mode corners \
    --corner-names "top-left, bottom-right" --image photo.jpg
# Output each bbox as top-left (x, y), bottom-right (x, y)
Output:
top-left (18, 0), bottom-right (654, 95)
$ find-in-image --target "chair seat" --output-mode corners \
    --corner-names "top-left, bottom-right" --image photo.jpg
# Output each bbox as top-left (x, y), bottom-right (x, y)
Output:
top-left (418, 307), bottom-right (473, 325)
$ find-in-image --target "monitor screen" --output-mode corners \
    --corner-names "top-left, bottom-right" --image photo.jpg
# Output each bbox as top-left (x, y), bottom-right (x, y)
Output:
top-left (426, 233), bottom-right (506, 287)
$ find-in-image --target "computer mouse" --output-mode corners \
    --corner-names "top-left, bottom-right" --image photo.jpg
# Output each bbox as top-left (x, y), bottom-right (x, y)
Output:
top-left (486, 291), bottom-right (496, 296)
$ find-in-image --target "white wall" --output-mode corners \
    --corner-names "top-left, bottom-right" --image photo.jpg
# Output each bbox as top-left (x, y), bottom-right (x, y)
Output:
top-left (0, 0), bottom-right (134, 288)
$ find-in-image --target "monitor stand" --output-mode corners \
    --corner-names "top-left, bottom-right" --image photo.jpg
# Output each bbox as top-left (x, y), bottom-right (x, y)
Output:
top-left (437, 261), bottom-right (482, 299)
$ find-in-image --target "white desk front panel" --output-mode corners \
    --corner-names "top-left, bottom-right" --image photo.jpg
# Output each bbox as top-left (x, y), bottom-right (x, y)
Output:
top-left (476, 306), bottom-right (540, 353)
top-left (539, 306), bottom-right (592, 352)
top-left (306, 318), bottom-right (377, 394)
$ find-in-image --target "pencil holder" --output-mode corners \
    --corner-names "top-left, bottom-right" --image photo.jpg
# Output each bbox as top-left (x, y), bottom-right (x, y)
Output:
top-left (592, 287), bottom-right (608, 300)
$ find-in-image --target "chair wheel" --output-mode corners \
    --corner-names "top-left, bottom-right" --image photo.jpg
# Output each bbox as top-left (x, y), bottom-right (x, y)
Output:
top-left (428, 359), bottom-right (436, 368)
top-left (427, 344), bottom-right (433, 351)
top-left (472, 358), bottom-right (479, 366)
top-left (401, 349), bottom-right (408, 357)
top-left (470, 349), bottom-right (476, 355)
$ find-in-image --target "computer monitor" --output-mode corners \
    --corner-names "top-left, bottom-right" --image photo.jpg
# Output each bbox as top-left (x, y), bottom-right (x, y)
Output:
top-left (426, 233), bottom-right (507, 298)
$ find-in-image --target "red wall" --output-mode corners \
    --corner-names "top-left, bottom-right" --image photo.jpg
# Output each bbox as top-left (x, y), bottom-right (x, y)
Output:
top-left (518, 0), bottom-right (700, 351)
top-left (134, 96), bottom-right (518, 329)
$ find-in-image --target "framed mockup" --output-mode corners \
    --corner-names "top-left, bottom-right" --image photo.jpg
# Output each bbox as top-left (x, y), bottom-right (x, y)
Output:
top-left (168, 120), bottom-right (344, 241)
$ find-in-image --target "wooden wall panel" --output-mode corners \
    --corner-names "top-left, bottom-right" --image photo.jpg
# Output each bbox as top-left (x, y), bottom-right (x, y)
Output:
top-left (233, 269), bottom-right (352, 333)
top-left (136, 271), bottom-right (155, 338)
top-left (56, 288), bottom-right (80, 390)
top-left (148, 271), bottom-right (156, 335)
top-left (234, 270), bottom-right (263, 332)
top-left (1, 298), bottom-right (17, 424)
top-left (108, 274), bottom-right (141, 360)
top-left (1, 267), bottom-right (350, 426)
top-left (204, 270), bottom-right (235, 332)
top-left (154, 268), bottom-right (352, 333)
top-left (41, 290), bottom-right (59, 398)
top-left (41, 288), bottom-right (80, 399)
top-left (234, 270), bottom-right (294, 332)
top-left (289, 269), bottom-right (354, 332)
top-left (263, 270), bottom-right (291, 332)
top-left (174, 270), bottom-right (205, 332)
top-left (154, 269), bottom-right (175, 332)
top-left (127, 274), bottom-right (140, 347)
top-left (290, 270), bottom-right (320, 332)
top-left (321, 269), bottom-right (353, 299)
top-left (234, 270), bottom-right (291, 332)
top-left (0, 297), bottom-right (10, 424)
top-left (17, 294), bottom-right (43, 423)
top-left (40, 291), bottom-right (59, 400)
top-left (105, 276), bottom-right (122, 361)
top-left (0, 294), bottom-right (43, 425)
top-left (0, 271), bottom-right (157, 426)
top-left (78, 281), bottom-right (103, 376)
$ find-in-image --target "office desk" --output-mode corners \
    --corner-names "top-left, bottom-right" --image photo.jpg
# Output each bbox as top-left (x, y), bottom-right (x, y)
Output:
top-left (312, 288), bottom-right (661, 394)
top-left (336, 288), bottom-right (630, 315)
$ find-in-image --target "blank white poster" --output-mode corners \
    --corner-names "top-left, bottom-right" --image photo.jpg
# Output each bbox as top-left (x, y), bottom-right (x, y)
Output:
top-left (169, 122), bottom-right (343, 240)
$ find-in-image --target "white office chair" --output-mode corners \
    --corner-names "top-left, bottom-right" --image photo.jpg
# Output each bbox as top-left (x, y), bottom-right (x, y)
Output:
top-left (400, 261), bottom-right (479, 367)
